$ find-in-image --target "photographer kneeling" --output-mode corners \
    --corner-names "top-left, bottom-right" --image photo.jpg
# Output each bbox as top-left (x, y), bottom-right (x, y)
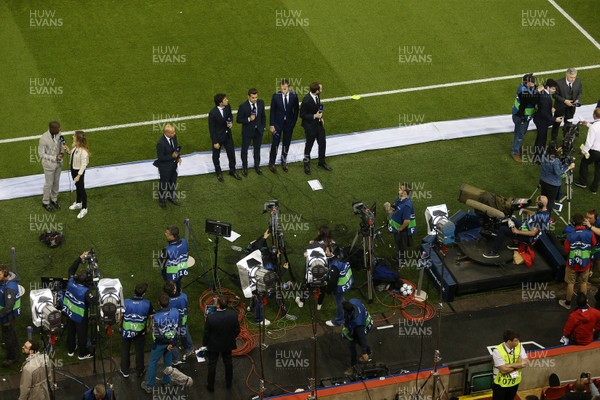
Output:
top-left (62, 251), bottom-right (96, 360)
top-left (483, 196), bottom-right (551, 259)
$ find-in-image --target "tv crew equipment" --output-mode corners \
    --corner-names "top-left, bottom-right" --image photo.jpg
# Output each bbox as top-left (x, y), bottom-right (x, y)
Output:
top-left (97, 278), bottom-right (124, 326)
top-left (263, 200), bottom-right (297, 282)
top-left (30, 289), bottom-right (62, 332)
top-left (349, 201), bottom-right (378, 303)
top-left (424, 205), bottom-right (455, 245)
top-left (555, 123), bottom-right (580, 225)
top-left (180, 218), bottom-right (210, 291)
top-left (305, 245), bottom-right (329, 288)
top-left (203, 219), bottom-right (235, 293)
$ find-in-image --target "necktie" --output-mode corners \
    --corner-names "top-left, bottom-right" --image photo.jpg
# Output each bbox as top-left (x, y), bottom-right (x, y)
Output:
top-left (252, 103), bottom-right (256, 114)
top-left (169, 138), bottom-right (174, 149)
top-left (316, 95), bottom-right (320, 105)
top-left (284, 94), bottom-right (288, 111)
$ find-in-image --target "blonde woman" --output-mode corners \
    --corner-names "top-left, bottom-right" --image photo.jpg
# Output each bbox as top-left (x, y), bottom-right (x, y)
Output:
top-left (67, 131), bottom-right (90, 219)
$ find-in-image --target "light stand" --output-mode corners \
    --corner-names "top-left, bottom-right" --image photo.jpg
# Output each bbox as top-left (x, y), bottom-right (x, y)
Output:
top-left (205, 219), bottom-right (235, 293)
top-left (257, 291), bottom-right (267, 400)
top-left (182, 218), bottom-right (211, 291)
top-left (40, 330), bottom-right (57, 400)
top-left (306, 285), bottom-right (319, 400)
top-left (350, 220), bottom-right (376, 303)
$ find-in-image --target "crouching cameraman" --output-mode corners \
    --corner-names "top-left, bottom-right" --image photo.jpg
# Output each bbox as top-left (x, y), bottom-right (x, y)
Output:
top-left (483, 196), bottom-right (550, 259)
top-left (62, 251), bottom-right (96, 360)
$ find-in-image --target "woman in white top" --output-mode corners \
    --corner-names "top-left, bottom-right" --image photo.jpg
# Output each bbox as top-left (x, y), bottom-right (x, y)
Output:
top-left (67, 131), bottom-right (90, 219)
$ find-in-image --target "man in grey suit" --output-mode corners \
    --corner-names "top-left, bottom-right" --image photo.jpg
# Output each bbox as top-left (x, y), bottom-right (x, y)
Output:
top-left (551, 68), bottom-right (583, 144)
top-left (38, 121), bottom-right (65, 212)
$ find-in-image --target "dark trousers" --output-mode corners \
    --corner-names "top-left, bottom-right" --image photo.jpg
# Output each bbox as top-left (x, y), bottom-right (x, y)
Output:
top-left (533, 120), bottom-right (550, 160)
top-left (348, 329), bottom-right (370, 366)
top-left (303, 124), bottom-right (326, 164)
top-left (393, 230), bottom-right (412, 264)
top-left (70, 169), bottom-right (87, 208)
top-left (158, 165), bottom-right (177, 202)
top-left (1, 320), bottom-right (17, 361)
top-left (120, 333), bottom-right (146, 374)
top-left (577, 149), bottom-right (600, 192)
top-left (212, 135), bottom-right (236, 173)
top-left (241, 130), bottom-right (263, 168)
top-left (66, 317), bottom-right (90, 357)
top-left (207, 350), bottom-right (233, 389)
top-left (551, 107), bottom-right (575, 143)
top-left (269, 127), bottom-right (294, 165)
top-left (540, 180), bottom-right (560, 214)
top-left (492, 382), bottom-right (519, 400)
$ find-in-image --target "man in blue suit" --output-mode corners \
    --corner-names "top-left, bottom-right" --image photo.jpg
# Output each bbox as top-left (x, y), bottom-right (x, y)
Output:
top-left (268, 79), bottom-right (299, 173)
top-left (533, 79), bottom-right (561, 161)
top-left (237, 88), bottom-right (266, 176)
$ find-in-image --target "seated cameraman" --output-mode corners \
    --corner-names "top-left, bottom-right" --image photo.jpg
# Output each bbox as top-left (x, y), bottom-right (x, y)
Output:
top-left (483, 196), bottom-right (550, 259)
top-left (82, 383), bottom-right (112, 400)
top-left (62, 251), bottom-right (95, 360)
top-left (159, 226), bottom-right (189, 294)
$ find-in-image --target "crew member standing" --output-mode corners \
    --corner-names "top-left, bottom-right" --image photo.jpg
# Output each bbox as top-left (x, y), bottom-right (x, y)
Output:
top-left (0, 264), bottom-right (21, 367)
top-left (511, 74), bottom-right (538, 163)
top-left (551, 68), bottom-right (583, 145)
top-left (300, 82), bottom-right (332, 174)
top-left (119, 283), bottom-right (153, 379)
top-left (384, 184), bottom-right (416, 266)
top-left (237, 88), bottom-right (266, 176)
top-left (575, 108), bottom-right (600, 194)
top-left (160, 225), bottom-right (189, 294)
top-left (19, 341), bottom-right (52, 400)
top-left (268, 79), bottom-right (299, 172)
top-left (155, 124), bottom-right (181, 208)
top-left (491, 329), bottom-right (527, 400)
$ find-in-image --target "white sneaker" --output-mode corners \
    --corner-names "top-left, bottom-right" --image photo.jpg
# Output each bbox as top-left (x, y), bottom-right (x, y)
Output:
top-left (295, 297), bottom-right (304, 308)
top-left (77, 209), bottom-right (88, 219)
top-left (316, 304), bottom-right (322, 311)
top-left (263, 319), bottom-right (271, 327)
top-left (69, 202), bottom-right (82, 210)
top-left (325, 320), bottom-right (336, 327)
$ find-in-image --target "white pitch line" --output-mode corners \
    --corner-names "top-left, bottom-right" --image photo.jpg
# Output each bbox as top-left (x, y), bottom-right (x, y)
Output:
top-left (2, 64), bottom-right (600, 145)
top-left (548, 0), bottom-right (600, 51)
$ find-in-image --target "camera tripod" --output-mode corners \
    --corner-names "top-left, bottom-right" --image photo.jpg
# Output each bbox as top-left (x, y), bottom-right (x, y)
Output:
top-left (350, 221), bottom-right (377, 303)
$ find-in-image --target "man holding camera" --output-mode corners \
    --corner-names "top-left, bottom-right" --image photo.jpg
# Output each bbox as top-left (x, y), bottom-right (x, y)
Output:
top-left (237, 88), bottom-right (266, 176)
top-left (300, 82), bottom-right (331, 174)
top-left (384, 184), bottom-right (416, 266)
top-left (160, 225), bottom-right (189, 294)
top-left (551, 68), bottom-right (583, 145)
top-left (0, 264), bottom-right (21, 367)
top-left (62, 251), bottom-right (95, 360)
top-left (483, 196), bottom-right (550, 259)
top-left (511, 74), bottom-right (539, 163)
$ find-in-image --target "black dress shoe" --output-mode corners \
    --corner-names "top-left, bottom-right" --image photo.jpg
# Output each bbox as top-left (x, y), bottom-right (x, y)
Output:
top-left (282, 163), bottom-right (288, 172)
top-left (241, 168), bottom-right (248, 177)
top-left (216, 172), bottom-right (224, 182)
top-left (318, 162), bottom-right (333, 171)
top-left (268, 164), bottom-right (276, 173)
top-left (50, 200), bottom-right (61, 209)
top-left (167, 198), bottom-right (180, 206)
top-left (159, 201), bottom-right (167, 209)
top-left (255, 167), bottom-right (263, 175)
top-left (42, 203), bottom-right (53, 212)
top-left (229, 171), bottom-right (242, 180)
top-left (304, 163), bottom-right (311, 175)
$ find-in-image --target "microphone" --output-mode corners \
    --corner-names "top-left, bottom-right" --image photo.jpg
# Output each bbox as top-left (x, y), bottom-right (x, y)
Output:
top-left (59, 135), bottom-right (66, 146)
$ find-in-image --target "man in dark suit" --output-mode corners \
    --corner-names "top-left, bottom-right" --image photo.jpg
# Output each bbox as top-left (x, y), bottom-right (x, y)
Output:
top-left (203, 296), bottom-right (240, 393)
top-left (155, 124), bottom-right (181, 208)
top-left (300, 82), bottom-right (332, 174)
top-left (551, 68), bottom-right (583, 144)
top-left (237, 88), bottom-right (266, 176)
top-left (209, 93), bottom-right (241, 182)
top-left (268, 79), bottom-right (299, 173)
top-left (533, 79), bottom-right (562, 161)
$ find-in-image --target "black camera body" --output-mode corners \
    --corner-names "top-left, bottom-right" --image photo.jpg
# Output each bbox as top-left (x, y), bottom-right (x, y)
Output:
top-left (205, 219), bottom-right (232, 237)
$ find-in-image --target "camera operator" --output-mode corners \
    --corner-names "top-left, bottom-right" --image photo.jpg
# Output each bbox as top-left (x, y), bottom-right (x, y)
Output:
top-left (62, 251), bottom-right (95, 360)
top-left (574, 108), bottom-right (600, 194)
top-left (159, 225), bottom-right (189, 294)
top-left (511, 74), bottom-right (539, 163)
top-left (118, 283), bottom-right (153, 379)
top-left (82, 383), bottom-right (112, 400)
top-left (18, 340), bottom-right (53, 399)
top-left (539, 144), bottom-right (575, 213)
top-left (163, 281), bottom-right (194, 365)
top-left (325, 245), bottom-right (354, 327)
top-left (295, 226), bottom-right (335, 310)
top-left (384, 184), bottom-right (416, 266)
top-left (483, 196), bottom-right (550, 259)
top-left (0, 264), bottom-right (21, 367)
top-left (342, 299), bottom-right (373, 375)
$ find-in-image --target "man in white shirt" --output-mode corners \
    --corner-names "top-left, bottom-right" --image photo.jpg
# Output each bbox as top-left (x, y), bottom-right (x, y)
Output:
top-left (491, 329), bottom-right (528, 400)
top-left (575, 108), bottom-right (600, 194)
